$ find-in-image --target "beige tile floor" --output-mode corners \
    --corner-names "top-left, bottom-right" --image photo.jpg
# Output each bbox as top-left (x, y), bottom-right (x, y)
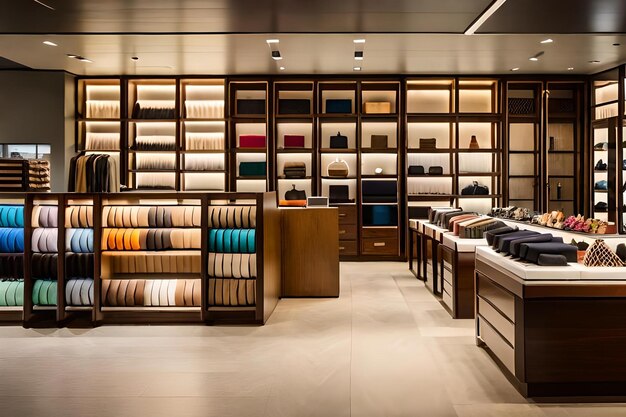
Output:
top-left (0, 262), bottom-right (624, 417)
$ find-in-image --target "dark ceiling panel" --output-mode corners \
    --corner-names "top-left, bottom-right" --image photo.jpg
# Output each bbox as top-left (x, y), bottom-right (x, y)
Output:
top-left (0, 56), bottom-right (29, 69)
top-left (0, 0), bottom-right (492, 33)
top-left (478, 0), bottom-right (626, 33)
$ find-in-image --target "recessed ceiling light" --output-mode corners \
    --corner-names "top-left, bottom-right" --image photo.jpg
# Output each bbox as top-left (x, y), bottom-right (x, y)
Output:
top-left (567, 67), bottom-right (574, 71)
top-left (529, 57), bottom-right (539, 61)
top-left (42, 41), bottom-right (57, 47)
top-left (540, 38), bottom-right (553, 44)
top-left (34, 0), bottom-right (55, 10)
top-left (279, 66), bottom-right (285, 71)
top-left (464, 0), bottom-right (507, 35)
top-left (66, 54), bottom-right (78, 58)
top-left (613, 43), bottom-right (621, 46)
top-left (271, 50), bottom-right (282, 60)
top-left (511, 67), bottom-right (520, 71)
top-left (79, 58), bottom-right (93, 63)
top-left (266, 39), bottom-right (279, 44)
top-left (131, 56), bottom-right (139, 61)
top-left (354, 51), bottom-right (364, 60)
top-left (353, 39), bottom-right (366, 44)
top-left (353, 66), bottom-right (362, 71)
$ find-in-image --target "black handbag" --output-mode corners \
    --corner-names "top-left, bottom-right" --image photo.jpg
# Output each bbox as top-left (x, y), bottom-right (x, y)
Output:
top-left (329, 185), bottom-right (350, 204)
top-left (461, 181), bottom-right (489, 195)
top-left (330, 132), bottom-right (348, 149)
top-left (408, 165), bottom-right (424, 175)
top-left (285, 185), bottom-right (306, 201)
top-left (428, 166), bottom-right (443, 175)
top-left (595, 159), bottom-right (607, 171)
top-left (278, 99), bottom-right (310, 115)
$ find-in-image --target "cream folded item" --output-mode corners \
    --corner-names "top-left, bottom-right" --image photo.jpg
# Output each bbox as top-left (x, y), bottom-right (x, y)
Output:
top-left (101, 251), bottom-right (201, 276)
top-left (185, 132), bottom-right (225, 150)
top-left (208, 253), bottom-right (257, 278)
top-left (86, 100), bottom-right (120, 119)
top-left (208, 278), bottom-right (256, 307)
top-left (85, 132), bottom-right (120, 150)
top-left (101, 278), bottom-right (200, 307)
top-left (185, 100), bottom-right (224, 119)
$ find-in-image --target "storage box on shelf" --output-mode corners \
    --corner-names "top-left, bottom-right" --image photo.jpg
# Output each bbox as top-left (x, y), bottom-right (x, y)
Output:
top-left (229, 81), bottom-right (270, 193)
top-left (181, 79), bottom-right (228, 191)
top-left (274, 81), bottom-right (316, 205)
top-left (0, 195), bottom-right (25, 324)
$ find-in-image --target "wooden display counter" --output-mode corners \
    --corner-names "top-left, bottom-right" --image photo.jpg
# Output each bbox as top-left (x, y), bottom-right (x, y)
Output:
top-left (281, 207), bottom-right (339, 297)
top-left (475, 246), bottom-right (626, 398)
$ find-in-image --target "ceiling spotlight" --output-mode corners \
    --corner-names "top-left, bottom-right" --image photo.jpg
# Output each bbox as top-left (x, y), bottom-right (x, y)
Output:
top-left (271, 50), bottom-right (282, 60)
top-left (79, 58), bottom-right (93, 63)
top-left (353, 66), bottom-right (362, 71)
top-left (266, 39), bottom-right (279, 44)
top-left (567, 67), bottom-right (574, 71)
top-left (529, 51), bottom-right (544, 61)
top-left (131, 56), bottom-right (139, 61)
top-left (353, 39), bottom-right (366, 44)
top-left (464, 0), bottom-right (507, 35)
top-left (34, 0), bottom-right (55, 10)
top-left (66, 54), bottom-right (78, 58)
top-left (279, 66), bottom-right (285, 71)
top-left (354, 51), bottom-right (364, 60)
top-left (511, 67), bottom-right (520, 71)
top-left (540, 39), bottom-right (553, 44)
top-left (613, 43), bottom-right (621, 46)
top-left (42, 41), bottom-right (57, 47)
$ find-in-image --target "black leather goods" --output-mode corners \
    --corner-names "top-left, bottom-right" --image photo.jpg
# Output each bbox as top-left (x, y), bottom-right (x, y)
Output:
top-left (594, 202), bottom-right (608, 212)
top-left (236, 99), bottom-right (266, 115)
top-left (278, 99), bottom-right (310, 115)
top-left (285, 185), bottom-right (306, 201)
top-left (520, 242), bottom-right (577, 264)
top-left (329, 185), bottom-right (350, 204)
top-left (371, 135), bottom-right (388, 149)
top-left (408, 165), bottom-right (425, 175)
top-left (537, 254), bottom-right (569, 266)
top-left (595, 159), bottom-right (608, 171)
top-left (461, 181), bottom-right (489, 195)
top-left (617, 243), bottom-right (626, 263)
top-left (484, 226), bottom-right (518, 247)
top-left (361, 180), bottom-right (397, 203)
top-left (509, 234), bottom-right (560, 258)
top-left (330, 132), bottom-right (348, 149)
top-left (325, 99), bottom-right (352, 114)
top-left (428, 166), bottom-right (443, 175)
top-left (496, 231), bottom-right (539, 253)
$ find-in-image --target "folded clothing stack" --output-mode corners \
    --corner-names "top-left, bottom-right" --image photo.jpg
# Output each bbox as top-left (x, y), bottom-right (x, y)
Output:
top-left (101, 279), bottom-right (200, 307)
top-left (184, 100), bottom-right (224, 119)
top-left (0, 204), bottom-right (24, 306)
top-left (132, 101), bottom-right (176, 119)
top-left (283, 162), bottom-right (306, 178)
top-left (135, 136), bottom-right (176, 151)
top-left (103, 205), bottom-right (202, 228)
top-left (102, 228), bottom-right (202, 250)
top-left (0, 279), bottom-right (24, 306)
top-left (28, 160), bottom-right (51, 191)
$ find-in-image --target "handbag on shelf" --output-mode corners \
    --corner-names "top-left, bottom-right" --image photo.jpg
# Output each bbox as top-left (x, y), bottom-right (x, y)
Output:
top-left (284, 184), bottom-right (307, 201)
top-left (278, 99), bottom-right (310, 115)
top-left (239, 135), bottom-right (266, 148)
top-left (428, 166), bottom-right (443, 175)
top-left (284, 135), bottom-right (305, 148)
top-left (461, 181), bottom-right (489, 195)
top-left (330, 132), bottom-right (348, 149)
top-left (236, 99), bottom-right (266, 115)
top-left (329, 185), bottom-right (350, 204)
top-left (469, 135), bottom-right (480, 150)
top-left (595, 159), bottom-right (608, 171)
top-left (594, 142), bottom-right (609, 151)
top-left (594, 202), bottom-right (608, 212)
top-left (408, 165), bottom-right (425, 175)
top-left (239, 162), bottom-right (266, 177)
top-left (327, 159), bottom-right (349, 178)
top-left (594, 180), bottom-right (608, 190)
top-left (419, 138), bottom-right (437, 150)
top-left (371, 135), bottom-right (388, 149)
top-left (583, 240), bottom-right (625, 267)
top-left (326, 99), bottom-right (352, 114)
top-left (363, 101), bottom-right (391, 114)
top-left (283, 162), bottom-right (306, 179)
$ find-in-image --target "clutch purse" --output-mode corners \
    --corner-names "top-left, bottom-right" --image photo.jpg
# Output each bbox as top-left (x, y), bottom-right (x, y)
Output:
top-left (284, 135), bottom-right (305, 148)
top-left (327, 159), bottom-right (349, 178)
top-left (408, 165), bottom-right (424, 175)
top-left (428, 166), bottom-right (443, 175)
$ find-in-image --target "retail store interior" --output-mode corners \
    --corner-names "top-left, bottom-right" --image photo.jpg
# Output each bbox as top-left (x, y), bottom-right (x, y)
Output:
top-left (1, 0), bottom-right (626, 416)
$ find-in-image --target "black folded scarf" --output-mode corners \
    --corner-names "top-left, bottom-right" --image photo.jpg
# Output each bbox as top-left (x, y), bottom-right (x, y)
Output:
top-left (509, 234), bottom-right (561, 258)
top-left (485, 226), bottom-right (518, 247)
top-left (496, 230), bottom-right (539, 254)
top-left (520, 242), bottom-right (577, 264)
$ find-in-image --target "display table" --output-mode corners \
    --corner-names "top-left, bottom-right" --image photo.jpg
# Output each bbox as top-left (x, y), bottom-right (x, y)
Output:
top-left (440, 234), bottom-right (488, 318)
top-left (475, 246), bottom-right (626, 398)
top-left (281, 207), bottom-right (339, 297)
top-left (408, 219), bottom-right (423, 280)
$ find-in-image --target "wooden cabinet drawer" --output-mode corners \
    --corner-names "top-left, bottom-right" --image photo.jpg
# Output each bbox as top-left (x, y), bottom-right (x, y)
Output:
top-left (478, 317), bottom-right (515, 375)
top-left (338, 240), bottom-right (357, 256)
top-left (440, 246), bottom-right (453, 264)
top-left (442, 287), bottom-right (453, 310)
top-left (337, 206), bottom-right (357, 225)
top-left (362, 237), bottom-right (399, 255)
top-left (361, 227), bottom-right (397, 239)
top-left (477, 274), bottom-right (515, 322)
top-left (338, 224), bottom-right (357, 240)
top-left (478, 297), bottom-right (515, 347)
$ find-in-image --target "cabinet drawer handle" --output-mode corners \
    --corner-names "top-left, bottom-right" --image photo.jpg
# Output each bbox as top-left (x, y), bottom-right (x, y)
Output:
top-left (339, 213), bottom-right (347, 217)
top-left (339, 246), bottom-right (345, 250)
top-left (339, 230), bottom-right (346, 235)
top-left (373, 242), bottom-right (386, 247)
